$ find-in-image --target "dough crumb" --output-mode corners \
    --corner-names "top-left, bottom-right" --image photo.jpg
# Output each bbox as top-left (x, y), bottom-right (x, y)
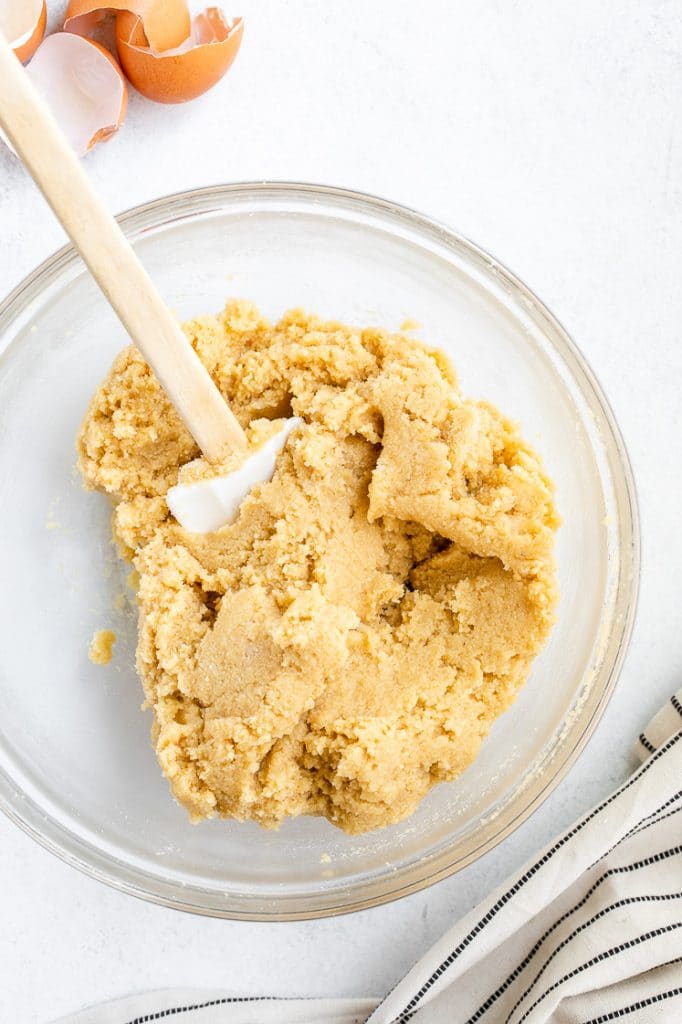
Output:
top-left (400, 317), bottom-right (422, 331)
top-left (77, 301), bottom-right (559, 834)
top-left (89, 629), bottom-right (116, 666)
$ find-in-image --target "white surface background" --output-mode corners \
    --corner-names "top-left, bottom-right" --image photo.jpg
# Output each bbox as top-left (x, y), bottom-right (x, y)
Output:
top-left (1, 2), bottom-right (681, 1021)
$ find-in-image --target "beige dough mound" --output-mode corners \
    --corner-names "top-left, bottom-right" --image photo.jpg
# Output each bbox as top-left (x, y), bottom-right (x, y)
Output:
top-left (78, 301), bottom-right (559, 834)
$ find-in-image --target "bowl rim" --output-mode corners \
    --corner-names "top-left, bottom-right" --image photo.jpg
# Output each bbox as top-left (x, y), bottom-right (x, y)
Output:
top-left (0, 181), bottom-right (640, 920)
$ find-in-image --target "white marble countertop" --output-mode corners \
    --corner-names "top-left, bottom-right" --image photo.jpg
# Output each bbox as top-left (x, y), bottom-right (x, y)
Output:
top-left (1, 2), bottom-right (681, 1021)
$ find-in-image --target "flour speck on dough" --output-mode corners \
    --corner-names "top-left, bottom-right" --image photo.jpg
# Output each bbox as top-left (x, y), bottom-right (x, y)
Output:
top-left (77, 301), bottom-right (559, 834)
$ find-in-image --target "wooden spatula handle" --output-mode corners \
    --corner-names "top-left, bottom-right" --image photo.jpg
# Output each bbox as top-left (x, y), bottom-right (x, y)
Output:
top-left (0, 34), bottom-right (247, 462)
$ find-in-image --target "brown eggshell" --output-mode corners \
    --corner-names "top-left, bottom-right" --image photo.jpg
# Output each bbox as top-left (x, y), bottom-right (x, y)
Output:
top-left (1, 0), bottom-right (47, 63)
top-left (115, 9), bottom-right (243, 104)
top-left (25, 33), bottom-right (128, 156)
top-left (64, 0), bottom-right (190, 53)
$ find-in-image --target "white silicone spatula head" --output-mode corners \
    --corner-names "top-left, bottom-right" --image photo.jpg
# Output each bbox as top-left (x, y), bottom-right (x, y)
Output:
top-left (167, 417), bottom-right (303, 533)
top-left (0, 31), bottom-right (299, 531)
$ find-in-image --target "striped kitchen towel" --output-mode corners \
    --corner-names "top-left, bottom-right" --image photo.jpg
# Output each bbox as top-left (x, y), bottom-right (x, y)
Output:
top-left (56, 691), bottom-right (682, 1024)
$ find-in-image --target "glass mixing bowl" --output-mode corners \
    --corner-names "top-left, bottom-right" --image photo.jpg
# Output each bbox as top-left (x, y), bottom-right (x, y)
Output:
top-left (0, 183), bottom-right (639, 920)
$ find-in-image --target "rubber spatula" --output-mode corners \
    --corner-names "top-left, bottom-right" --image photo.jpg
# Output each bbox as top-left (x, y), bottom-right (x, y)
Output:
top-left (0, 32), bottom-right (300, 533)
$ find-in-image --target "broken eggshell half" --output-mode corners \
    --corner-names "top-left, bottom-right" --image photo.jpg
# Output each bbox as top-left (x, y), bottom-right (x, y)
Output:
top-left (115, 8), bottom-right (243, 104)
top-left (24, 33), bottom-right (128, 156)
top-left (64, 0), bottom-right (190, 53)
top-left (1, 0), bottom-right (47, 63)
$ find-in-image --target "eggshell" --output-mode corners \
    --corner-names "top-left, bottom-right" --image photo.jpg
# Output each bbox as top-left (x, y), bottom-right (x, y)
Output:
top-left (0, 0), bottom-right (47, 63)
top-left (115, 9), bottom-right (243, 104)
top-left (26, 33), bottom-right (128, 156)
top-left (64, 0), bottom-right (190, 53)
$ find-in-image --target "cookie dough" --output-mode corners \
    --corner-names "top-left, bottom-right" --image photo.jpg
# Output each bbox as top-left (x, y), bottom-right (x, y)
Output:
top-left (78, 301), bottom-right (559, 833)
top-left (89, 629), bottom-right (116, 665)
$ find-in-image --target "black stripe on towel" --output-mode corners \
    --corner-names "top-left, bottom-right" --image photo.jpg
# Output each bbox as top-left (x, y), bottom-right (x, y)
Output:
top-left (589, 793), bottom-right (682, 871)
top-left (125, 996), bottom-right (288, 1024)
top-left (580, 983), bottom-right (682, 1022)
top-left (389, 730), bottom-right (682, 1024)
top-left (466, 845), bottom-right (682, 1023)
top-left (515, 922), bottom-right (682, 1024)
top-left (672, 694), bottom-right (682, 718)
top-left (505, 891), bottom-right (682, 1022)
top-left (638, 732), bottom-right (656, 754)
